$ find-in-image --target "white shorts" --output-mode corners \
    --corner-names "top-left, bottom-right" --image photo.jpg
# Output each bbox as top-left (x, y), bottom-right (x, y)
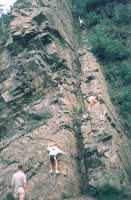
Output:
top-left (14, 188), bottom-right (25, 199)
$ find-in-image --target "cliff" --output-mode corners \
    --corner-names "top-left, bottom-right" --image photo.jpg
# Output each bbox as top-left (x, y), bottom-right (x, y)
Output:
top-left (0, 0), bottom-right (131, 200)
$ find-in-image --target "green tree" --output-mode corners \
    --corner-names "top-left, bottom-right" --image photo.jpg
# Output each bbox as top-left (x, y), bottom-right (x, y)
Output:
top-left (0, 11), bottom-right (10, 34)
top-left (85, 12), bottom-right (102, 27)
top-left (114, 4), bottom-right (131, 24)
top-left (87, 26), bottom-right (130, 61)
top-left (72, 0), bottom-right (88, 17)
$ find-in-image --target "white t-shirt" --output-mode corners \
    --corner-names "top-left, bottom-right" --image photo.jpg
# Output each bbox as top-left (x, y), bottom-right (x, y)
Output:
top-left (87, 96), bottom-right (96, 102)
top-left (47, 146), bottom-right (63, 156)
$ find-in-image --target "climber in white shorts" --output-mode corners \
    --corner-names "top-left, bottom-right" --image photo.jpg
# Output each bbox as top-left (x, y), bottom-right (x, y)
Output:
top-left (47, 143), bottom-right (66, 174)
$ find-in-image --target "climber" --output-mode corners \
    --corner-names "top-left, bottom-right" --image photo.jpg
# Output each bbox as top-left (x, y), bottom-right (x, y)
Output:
top-left (11, 164), bottom-right (27, 200)
top-left (47, 143), bottom-right (66, 174)
top-left (79, 16), bottom-right (83, 25)
top-left (87, 95), bottom-right (98, 111)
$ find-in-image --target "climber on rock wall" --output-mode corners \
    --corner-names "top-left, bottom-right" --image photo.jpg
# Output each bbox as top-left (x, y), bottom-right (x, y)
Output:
top-left (87, 95), bottom-right (99, 111)
top-left (79, 16), bottom-right (83, 25)
top-left (47, 143), bottom-right (66, 174)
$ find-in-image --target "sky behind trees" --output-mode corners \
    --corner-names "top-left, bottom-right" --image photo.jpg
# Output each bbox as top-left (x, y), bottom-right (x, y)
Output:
top-left (0, 0), bottom-right (17, 13)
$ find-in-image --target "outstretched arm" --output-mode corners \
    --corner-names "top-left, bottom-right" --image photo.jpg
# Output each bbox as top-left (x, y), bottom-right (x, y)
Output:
top-left (58, 148), bottom-right (66, 155)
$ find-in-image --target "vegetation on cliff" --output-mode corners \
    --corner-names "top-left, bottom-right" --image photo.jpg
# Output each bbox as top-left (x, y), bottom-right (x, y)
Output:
top-left (72, 0), bottom-right (131, 131)
top-left (0, 8), bottom-right (10, 34)
top-left (89, 183), bottom-right (127, 200)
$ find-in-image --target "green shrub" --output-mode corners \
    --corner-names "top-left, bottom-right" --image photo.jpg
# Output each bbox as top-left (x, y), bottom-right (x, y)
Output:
top-left (72, 0), bottom-right (88, 17)
top-left (22, 28), bottom-right (25, 34)
top-left (60, 37), bottom-right (67, 48)
top-left (106, 62), bottom-right (131, 86)
top-left (116, 91), bottom-right (131, 114)
top-left (110, 88), bottom-right (131, 125)
top-left (61, 193), bottom-right (70, 199)
top-left (118, 63), bottom-right (131, 85)
top-left (77, 107), bottom-right (83, 116)
top-left (85, 12), bottom-right (102, 27)
top-left (73, 0), bottom-right (129, 14)
top-left (87, 26), bottom-right (130, 61)
top-left (89, 183), bottom-right (124, 200)
top-left (113, 4), bottom-right (131, 24)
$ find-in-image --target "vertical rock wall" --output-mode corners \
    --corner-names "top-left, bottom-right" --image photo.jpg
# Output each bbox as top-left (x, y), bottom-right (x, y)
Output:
top-left (79, 44), bottom-right (131, 196)
top-left (0, 0), bottom-right (131, 199)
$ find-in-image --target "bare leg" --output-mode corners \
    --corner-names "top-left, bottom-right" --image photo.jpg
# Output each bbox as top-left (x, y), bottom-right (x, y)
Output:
top-left (50, 162), bottom-right (53, 170)
top-left (55, 160), bottom-right (58, 170)
top-left (20, 197), bottom-right (24, 200)
top-left (55, 159), bottom-right (58, 170)
top-left (88, 100), bottom-right (97, 110)
top-left (90, 101), bottom-right (94, 107)
top-left (54, 157), bottom-right (60, 173)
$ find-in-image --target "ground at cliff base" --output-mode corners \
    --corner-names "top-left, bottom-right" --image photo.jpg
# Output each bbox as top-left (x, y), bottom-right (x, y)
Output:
top-left (63, 194), bottom-right (98, 200)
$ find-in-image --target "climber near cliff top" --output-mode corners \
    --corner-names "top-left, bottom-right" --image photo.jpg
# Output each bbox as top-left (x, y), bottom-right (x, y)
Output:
top-left (79, 16), bottom-right (83, 25)
top-left (87, 95), bottom-right (98, 111)
top-left (47, 143), bottom-right (66, 174)
top-left (11, 164), bottom-right (27, 200)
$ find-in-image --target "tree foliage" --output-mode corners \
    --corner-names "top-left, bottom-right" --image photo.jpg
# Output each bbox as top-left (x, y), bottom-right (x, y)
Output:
top-left (73, 0), bottom-right (130, 15)
top-left (0, 12), bottom-right (10, 33)
top-left (88, 26), bottom-right (130, 61)
top-left (85, 12), bottom-right (102, 27)
top-left (113, 4), bottom-right (131, 24)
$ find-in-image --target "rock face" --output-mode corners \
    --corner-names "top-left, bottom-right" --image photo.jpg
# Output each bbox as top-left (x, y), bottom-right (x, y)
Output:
top-left (0, 0), bottom-right (131, 200)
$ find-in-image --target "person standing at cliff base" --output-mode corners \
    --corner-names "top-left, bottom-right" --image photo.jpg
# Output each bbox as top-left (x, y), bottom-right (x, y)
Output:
top-left (47, 143), bottom-right (66, 174)
top-left (87, 95), bottom-right (98, 111)
top-left (11, 164), bottom-right (27, 200)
